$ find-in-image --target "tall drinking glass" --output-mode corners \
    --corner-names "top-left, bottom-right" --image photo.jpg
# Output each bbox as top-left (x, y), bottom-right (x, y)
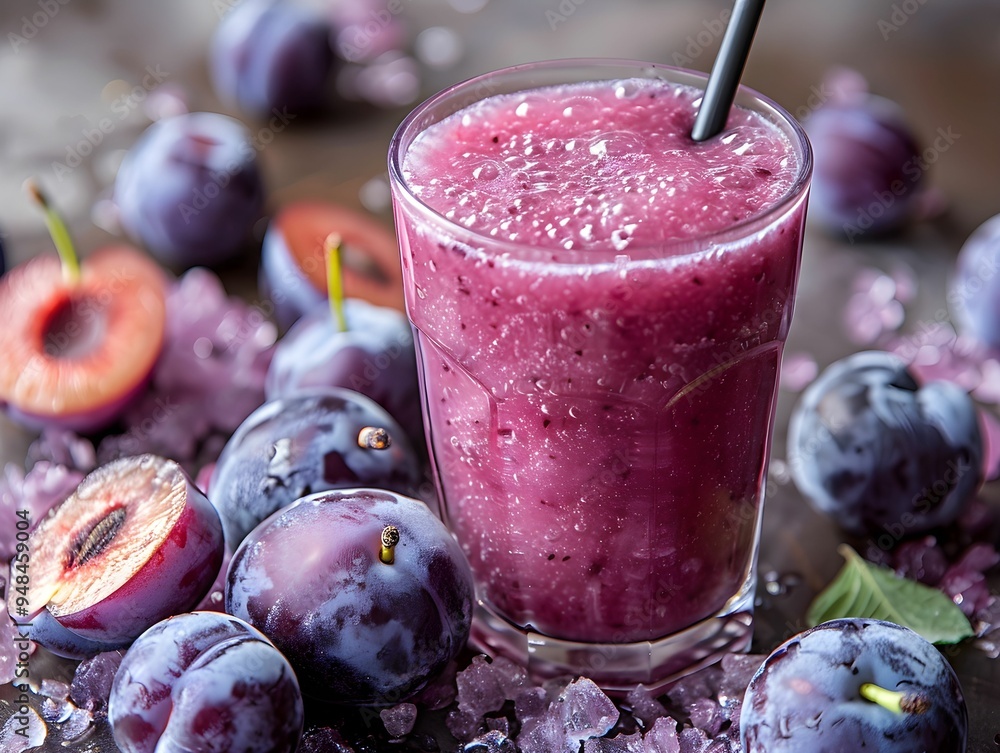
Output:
top-left (389, 59), bottom-right (811, 690)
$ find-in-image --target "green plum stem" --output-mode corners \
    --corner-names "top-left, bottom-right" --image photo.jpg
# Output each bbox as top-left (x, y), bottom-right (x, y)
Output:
top-left (325, 232), bottom-right (347, 333)
top-left (24, 179), bottom-right (81, 285)
top-left (859, 682), bottom-right (930, 715)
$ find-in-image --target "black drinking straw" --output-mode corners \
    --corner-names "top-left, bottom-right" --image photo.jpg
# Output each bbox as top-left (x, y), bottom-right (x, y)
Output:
top-left (690, 0), bottom-right (767, 142)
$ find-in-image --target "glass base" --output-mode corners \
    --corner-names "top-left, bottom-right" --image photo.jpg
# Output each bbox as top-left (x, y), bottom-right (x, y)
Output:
top-left (469, 587), bottom-right (755, 695)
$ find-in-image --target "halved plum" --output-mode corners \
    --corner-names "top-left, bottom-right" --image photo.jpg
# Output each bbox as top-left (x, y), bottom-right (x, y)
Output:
top-left (0, 246), bottom-right (167, 432)
top-left (260, 200), bottom-right (404, 328)
top-left (10, 455), bottom-right (224, 657)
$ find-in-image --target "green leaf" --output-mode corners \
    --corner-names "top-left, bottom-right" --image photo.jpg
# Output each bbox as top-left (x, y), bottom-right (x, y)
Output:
top-left (806, 544), bottom-right (974, 645)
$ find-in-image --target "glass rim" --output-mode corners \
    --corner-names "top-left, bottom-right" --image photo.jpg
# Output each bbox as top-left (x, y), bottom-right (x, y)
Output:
top-left (388, 57), bottom-right (813, 261)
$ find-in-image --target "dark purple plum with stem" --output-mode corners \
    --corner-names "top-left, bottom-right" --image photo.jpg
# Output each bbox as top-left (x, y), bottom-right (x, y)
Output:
top-left (951, 212), bottom-right (1000, 348)
top-left (114, 111), bottom-right (266, 268)
top-left (109, 611), bottom-right (303, 753)
top-left (787, 350), bottom-right (983, 537)
top-left (741, 618), bottom-right (967, 752)
top-left (804, 69), bottom-right (923, 239)
top-left (208, 387), bottom-right (424, 548)
top-left (210, 0), bottom-right (335, 117)
top-left (266, 232), bottom-right (424, 451)
top-left (225, 488), bottom-right (474, 705)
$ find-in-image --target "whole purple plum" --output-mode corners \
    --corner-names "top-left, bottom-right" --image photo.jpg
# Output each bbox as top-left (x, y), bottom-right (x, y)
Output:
top-left (951, 213), bottom-right (1000, 348)
top-left (210, 0), bottom-right (335, 117)
top-left (742, 618), bottom-right (967, 752)
top-left (109, 611), bottom-right (303, 753)
top-left (114, 111), bottom-right (266, 268)
top-left (788, 351), bottom-right (982, 538)
top-left (804, 77), bottom-right (923, 240)
top-left (225, 488), bottom-right (474, 705)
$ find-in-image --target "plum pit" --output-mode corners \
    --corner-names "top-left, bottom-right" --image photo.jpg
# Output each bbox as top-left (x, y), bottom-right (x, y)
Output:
top-left (42, 294), bottom-right (107, 360)
top-left (67, 507), bottom-right (127, 569)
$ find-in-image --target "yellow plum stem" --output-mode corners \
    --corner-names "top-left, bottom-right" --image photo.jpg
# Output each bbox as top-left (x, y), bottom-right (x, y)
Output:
top-left (859, 683), bottom-right (929, 715)
top-left (325, 232), bottom-right (347, 333)
top-left (24, 179), bottom-right (81, 285)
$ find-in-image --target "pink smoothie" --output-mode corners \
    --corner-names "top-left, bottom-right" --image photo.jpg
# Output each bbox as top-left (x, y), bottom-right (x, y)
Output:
top-left (394, 77), bottom-right (807, 644)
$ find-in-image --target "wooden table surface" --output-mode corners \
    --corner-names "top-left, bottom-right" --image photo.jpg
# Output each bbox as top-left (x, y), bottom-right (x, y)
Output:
top-left (1, 0), bottom-right (999, 750)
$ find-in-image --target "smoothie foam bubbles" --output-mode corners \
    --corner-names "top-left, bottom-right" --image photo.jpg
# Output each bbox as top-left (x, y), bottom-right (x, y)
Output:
top-left (401, 77), bottom-right (799, 256)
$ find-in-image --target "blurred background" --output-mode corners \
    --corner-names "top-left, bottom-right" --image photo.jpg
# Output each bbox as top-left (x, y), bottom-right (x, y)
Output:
top-left (1, 0), bottom-right (1000, 748)
top-left (1, 0), bottom-right (998, 248)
